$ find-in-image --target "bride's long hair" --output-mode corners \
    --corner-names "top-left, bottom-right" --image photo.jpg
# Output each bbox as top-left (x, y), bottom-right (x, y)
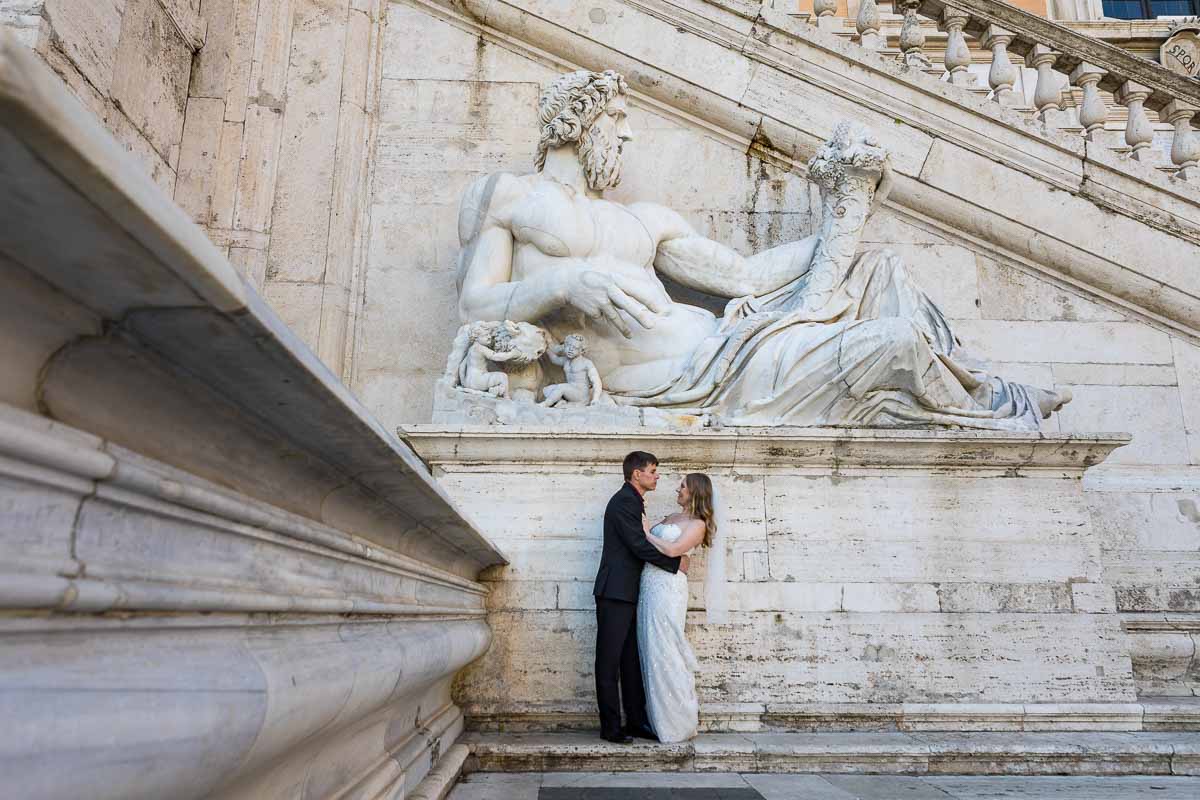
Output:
top-left (684, 473), bottom-right (717, 548)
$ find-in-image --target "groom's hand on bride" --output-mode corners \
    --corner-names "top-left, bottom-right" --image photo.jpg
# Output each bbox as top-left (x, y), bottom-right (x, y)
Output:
top-left (679, 555), bottom-right (689, 575)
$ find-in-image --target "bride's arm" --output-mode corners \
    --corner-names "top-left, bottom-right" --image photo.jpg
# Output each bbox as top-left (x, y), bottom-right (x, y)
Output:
top-left (648, 520), bottom-right (706, 558)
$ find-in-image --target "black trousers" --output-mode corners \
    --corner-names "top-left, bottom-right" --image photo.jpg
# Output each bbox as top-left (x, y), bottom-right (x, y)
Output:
top-left (594, 597), bottom-right (649, 738)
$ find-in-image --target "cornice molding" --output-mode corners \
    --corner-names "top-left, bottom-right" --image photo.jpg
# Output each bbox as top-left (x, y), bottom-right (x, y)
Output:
top-left (400, 425), bottom-right (1129, 473)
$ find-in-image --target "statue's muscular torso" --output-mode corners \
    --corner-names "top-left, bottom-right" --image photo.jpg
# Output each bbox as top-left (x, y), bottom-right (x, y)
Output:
top-left (464, 173), bottom-right (720, 392)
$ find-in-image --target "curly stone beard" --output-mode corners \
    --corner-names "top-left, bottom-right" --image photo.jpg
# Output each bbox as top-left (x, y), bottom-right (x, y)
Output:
top-left (578, 120), bottom-right (623, 191)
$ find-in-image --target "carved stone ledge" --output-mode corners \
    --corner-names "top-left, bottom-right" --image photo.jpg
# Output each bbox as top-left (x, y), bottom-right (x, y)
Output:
top-left (0, 37), bottom-right (504, 577)
top-left (0, 405), bottom-right (488, 616)
top-left (401, 425), bottom-right (1129, 473)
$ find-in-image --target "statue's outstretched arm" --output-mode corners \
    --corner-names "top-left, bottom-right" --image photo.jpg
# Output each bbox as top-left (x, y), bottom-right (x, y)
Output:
top-left (639, 203), bottom-right (819, 299)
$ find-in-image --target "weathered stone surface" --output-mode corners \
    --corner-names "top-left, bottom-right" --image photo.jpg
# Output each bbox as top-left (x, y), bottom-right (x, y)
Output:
top-left (1057, 386), bottom-right (1189, 465)
top-left (407, 428), bottom-right (1136, 731)
top-left (1174, 337), bottom-right (1200, 466)
top-left (109, 0), bottom-right (192, 163)
top-left (40, 0), bottom-right (124, 93)
top-left (233, 104), bottom-right (284, 232)
top-left (264, 0), bottom-right (347, 284)
top-left (461, 731), bottom-right (1200, 776)
top-left (975, 256), bottom-right (1124, 322)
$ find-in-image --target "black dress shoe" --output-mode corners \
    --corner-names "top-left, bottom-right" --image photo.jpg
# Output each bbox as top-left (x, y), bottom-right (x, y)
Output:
top-left (623, 724), bottom-right (659, 741)
top-left (601, 732), bottom-right (634, 744)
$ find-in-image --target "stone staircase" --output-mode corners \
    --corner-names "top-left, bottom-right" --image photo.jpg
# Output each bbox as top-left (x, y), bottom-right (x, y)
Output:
top-left (795, 0), bottom-right (1200, 177)
top-left (463, 731), bottom-right (1200, 776)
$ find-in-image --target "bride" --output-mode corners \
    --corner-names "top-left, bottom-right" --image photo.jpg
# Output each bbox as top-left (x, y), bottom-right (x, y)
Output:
top-left (638, 473), bottom-right (717, 743)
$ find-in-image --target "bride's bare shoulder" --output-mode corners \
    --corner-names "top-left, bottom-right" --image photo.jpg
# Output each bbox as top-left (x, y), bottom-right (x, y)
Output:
top-left (665, 514), bottom-right (704, 533)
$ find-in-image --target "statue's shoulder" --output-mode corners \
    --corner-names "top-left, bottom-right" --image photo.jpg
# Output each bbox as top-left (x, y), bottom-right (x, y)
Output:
top-left (457, 172), bottom-right (531, 243)
top-left (625, 200), bottom-right (692, 242)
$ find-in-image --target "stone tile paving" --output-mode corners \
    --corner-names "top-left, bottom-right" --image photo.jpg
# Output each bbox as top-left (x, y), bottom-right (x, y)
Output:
top-left (448, 772), bottom-right (1200, 799)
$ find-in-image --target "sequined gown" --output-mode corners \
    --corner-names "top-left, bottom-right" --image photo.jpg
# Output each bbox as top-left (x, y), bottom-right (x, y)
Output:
top-left (637, 522), bottom-right (699, 743)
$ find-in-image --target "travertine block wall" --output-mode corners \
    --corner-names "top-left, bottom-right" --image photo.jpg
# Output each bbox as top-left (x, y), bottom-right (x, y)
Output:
top-left (0, 0), bottom-right (202, 191)
top-left (402, 432), bottom-right (1139, 730)
top-left (2, 0), bottom-right (381, 378)
top-left (175, 0), bottom-right (380, 375)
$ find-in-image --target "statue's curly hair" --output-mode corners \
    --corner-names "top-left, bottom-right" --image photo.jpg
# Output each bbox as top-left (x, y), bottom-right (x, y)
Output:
top-left (535, 69), bottom-right (628, 170)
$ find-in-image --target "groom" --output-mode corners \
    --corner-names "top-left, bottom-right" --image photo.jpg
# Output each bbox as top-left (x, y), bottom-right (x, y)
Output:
top-left (593, 451), bottom-right (688, 744)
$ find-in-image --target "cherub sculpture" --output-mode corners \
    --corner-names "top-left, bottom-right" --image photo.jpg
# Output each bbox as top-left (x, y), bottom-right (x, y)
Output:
top-left (540, 334), bottom-right (603, 407)
top-left (442, 320), bottom-right (551, 402)
top-left (460, 322), bottom-right (517, 398)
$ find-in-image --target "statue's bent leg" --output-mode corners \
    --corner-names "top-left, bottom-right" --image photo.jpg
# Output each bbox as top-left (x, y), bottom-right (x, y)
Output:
top-left (539, 384), bottom-right (565, 407)
top-left (833, 319), bottom-right (970, 408)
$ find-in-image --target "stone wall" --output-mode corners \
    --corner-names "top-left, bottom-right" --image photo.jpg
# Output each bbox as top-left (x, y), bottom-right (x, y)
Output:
top-left (1, 0), bottom-right (382, 380)
top-left (175, 0), bottom-right (381, 376)
top-left (405, 428), bottom-right (1153, 731)
top-left (0, 0), bottom-right (203, 192)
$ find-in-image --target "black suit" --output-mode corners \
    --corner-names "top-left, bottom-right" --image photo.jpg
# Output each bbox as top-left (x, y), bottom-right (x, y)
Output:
top-left (593, 482), bottom-right (681, 738)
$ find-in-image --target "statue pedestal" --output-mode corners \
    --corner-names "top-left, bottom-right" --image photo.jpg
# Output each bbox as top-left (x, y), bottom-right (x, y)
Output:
top-left (402, 426), bottom-right (1140, 733)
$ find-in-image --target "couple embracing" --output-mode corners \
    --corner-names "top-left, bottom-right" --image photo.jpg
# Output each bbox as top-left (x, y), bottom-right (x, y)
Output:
top-left (593, 451), bottom-right (723, 745)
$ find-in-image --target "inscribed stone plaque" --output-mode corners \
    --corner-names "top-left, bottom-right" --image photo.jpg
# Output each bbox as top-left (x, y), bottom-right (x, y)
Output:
top-left (1161, 29), bottom-right (1200, 79)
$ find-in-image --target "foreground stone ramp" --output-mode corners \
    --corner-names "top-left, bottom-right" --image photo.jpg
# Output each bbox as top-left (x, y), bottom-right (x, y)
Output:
top-left (463, 731), bottom-right (1200, 777)
top-left (0, 31), bottom-right (505, 800)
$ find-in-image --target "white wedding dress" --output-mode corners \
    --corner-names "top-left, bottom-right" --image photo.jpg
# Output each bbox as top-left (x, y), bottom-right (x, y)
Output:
top-left (637, 522), bottom-right (700, 743)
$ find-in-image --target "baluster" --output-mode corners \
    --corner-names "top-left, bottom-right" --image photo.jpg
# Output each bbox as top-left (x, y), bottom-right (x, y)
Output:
top-left (1069, 62), bottom-right (1108, 141)
top-left (939, 9), bottom-right (972, 87)
top-left (813, 0), bottom-right (839, 31)
top-left (1029, 45), bottom-right (1068, 128)
top-left (856, 0), bottom-right (882, 51)
top-left (1114, 81), bottom-right (1155, 162)
top-left (897, 0), bottom-right (931, 69)
top-left (1163, 100), bottom-right (1200, 181)
top-left (981, 26), bottom-right (1019, 107)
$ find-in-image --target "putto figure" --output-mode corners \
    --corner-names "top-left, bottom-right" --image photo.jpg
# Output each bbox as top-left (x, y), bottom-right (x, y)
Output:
top-left (453, 69), bottom-right (1070, 429)
top-left (459, 322), bottom-right (517, 398)
top-left (540, 334), bottom-right (603, 407)
top-left (442, 320), bottom-right (549, 401)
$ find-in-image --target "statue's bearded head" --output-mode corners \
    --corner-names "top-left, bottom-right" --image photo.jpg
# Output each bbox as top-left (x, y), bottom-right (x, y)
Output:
top-left (535, 70), bottom-right (631, 191)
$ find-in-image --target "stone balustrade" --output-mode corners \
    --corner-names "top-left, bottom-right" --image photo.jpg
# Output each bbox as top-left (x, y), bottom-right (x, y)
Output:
top-left (831, 0), bottom-right (1200, 180)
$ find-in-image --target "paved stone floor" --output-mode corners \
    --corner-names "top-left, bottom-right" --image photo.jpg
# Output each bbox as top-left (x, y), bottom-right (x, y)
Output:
top-left (448, 772), bottom-right (1200, 799)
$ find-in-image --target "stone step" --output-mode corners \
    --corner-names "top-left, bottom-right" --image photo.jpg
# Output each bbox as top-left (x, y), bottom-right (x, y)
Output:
top-left (1145, 698), bottom-right (1200, 731)
top-left (463, 732), bottom-right (1200, 776)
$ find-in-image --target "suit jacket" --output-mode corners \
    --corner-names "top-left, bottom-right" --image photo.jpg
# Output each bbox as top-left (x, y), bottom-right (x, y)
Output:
top-left (593, 482), bottom-right (682, 603)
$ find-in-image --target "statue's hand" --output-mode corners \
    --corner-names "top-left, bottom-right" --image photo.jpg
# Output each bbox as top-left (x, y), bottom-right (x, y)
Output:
top-left (563, 266), bottom-right (664, 338)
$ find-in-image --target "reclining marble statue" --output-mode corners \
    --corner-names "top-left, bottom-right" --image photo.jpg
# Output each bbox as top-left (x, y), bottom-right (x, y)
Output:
top-left (442, 69), bottom-right (1071, 429)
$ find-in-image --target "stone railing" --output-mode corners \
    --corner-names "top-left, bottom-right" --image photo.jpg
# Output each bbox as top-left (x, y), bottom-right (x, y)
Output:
top-left (831, 0), bottom-right (1200, 181)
